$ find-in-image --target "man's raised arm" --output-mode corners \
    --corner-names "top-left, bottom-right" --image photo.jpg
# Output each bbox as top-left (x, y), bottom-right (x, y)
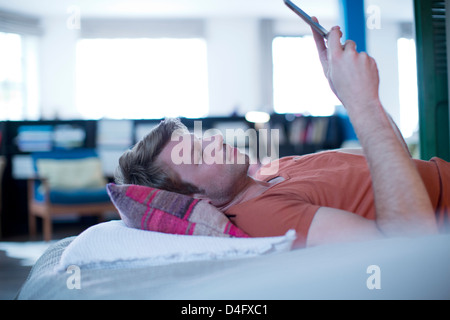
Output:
top-left (311, 22), bottom-right (438, 237)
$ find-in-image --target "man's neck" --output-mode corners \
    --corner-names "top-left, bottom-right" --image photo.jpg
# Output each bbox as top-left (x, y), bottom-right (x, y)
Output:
top-left (215, 177), bottom-right (274, 212)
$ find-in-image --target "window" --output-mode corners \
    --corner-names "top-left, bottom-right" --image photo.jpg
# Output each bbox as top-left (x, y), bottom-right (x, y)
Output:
top-left (0, 32), bottom-right (39, 120)
top-left (397, 38), bottom-right (418, 139)
top-left (76, 38), bottom-right (209, 119)
top-left (272, 36), bottom-right (341, 116)
top-left (0, 32), bottom-right (22, 119)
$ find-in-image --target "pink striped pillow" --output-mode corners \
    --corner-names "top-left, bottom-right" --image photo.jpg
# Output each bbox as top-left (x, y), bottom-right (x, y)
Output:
top-left (106, 183), bottom-right (249, 238)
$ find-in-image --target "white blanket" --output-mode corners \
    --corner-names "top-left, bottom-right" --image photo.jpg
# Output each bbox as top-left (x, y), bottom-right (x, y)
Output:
top-left (56, 220), bottom-right (296, 271)
top-left (17, 225), bottom-right (450, 299)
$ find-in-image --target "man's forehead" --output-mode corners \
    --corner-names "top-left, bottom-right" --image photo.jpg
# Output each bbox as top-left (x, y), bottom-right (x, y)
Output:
top-left (158, 133), bottom-right (194, 165)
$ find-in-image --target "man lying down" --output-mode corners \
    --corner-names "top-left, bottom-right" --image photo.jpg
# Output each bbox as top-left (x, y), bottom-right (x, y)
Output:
top-left (115, 22), bottom-right (450, 249)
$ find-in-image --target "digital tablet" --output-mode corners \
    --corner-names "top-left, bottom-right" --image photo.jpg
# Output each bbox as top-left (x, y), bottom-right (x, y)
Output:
top-left (283, 0), bottom-right (329, 38)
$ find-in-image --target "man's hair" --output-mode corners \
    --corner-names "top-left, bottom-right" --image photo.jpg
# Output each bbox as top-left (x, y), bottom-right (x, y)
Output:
top-left (115, 118), bottom-right (202, 195)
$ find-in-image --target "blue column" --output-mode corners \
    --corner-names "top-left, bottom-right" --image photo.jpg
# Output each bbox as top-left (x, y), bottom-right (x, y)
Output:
top-left (340, 0), bottom-right (367, 52)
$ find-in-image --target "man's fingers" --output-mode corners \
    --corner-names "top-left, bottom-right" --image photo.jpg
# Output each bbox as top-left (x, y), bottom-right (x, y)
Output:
top-left (311, 16), bottom-right (327, 52)
top-left (327, 26), bottom-right (344, 58)
top-left (311, 16), bottom-right (330, 76)
top-left (343, 40), bottom-right (357, 52)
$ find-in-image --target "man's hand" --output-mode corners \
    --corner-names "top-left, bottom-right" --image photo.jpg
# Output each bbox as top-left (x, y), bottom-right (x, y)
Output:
top-left (311, 18), bottom-right (380, 113)
top-left (308, 18), bottom-right (438, 238)
top-left (312, 17), bottom-right (411, 157)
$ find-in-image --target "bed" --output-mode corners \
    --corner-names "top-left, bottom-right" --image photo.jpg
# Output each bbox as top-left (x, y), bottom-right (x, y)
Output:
top-left (16, 183), bottom-right (450, 300)
top-left (16, 220), bottom-right (450, 300)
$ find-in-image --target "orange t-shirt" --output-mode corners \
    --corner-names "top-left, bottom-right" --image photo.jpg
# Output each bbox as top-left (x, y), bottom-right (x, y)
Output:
top-left (225, 151), bottom-right (450, 248)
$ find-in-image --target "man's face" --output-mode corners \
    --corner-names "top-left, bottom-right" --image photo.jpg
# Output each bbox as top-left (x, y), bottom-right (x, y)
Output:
top-left (157, 133), bottom-right (250, 204)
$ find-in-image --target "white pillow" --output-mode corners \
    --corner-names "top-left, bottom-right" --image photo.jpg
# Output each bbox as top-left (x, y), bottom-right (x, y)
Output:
top-left (56, 220), bottom-right (296, 271)
top-left (37, 157), bottom-right (106, 190)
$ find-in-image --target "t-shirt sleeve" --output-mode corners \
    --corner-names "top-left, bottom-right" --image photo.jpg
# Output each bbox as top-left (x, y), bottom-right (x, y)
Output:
top-left (228, 193), bottom-right (320, 248)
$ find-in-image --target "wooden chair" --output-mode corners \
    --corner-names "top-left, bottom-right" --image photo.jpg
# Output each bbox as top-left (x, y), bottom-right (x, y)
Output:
top-left (28, 149), bottom-right (117, 241)
top-left (0, 156), bottom-right (5, 239)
